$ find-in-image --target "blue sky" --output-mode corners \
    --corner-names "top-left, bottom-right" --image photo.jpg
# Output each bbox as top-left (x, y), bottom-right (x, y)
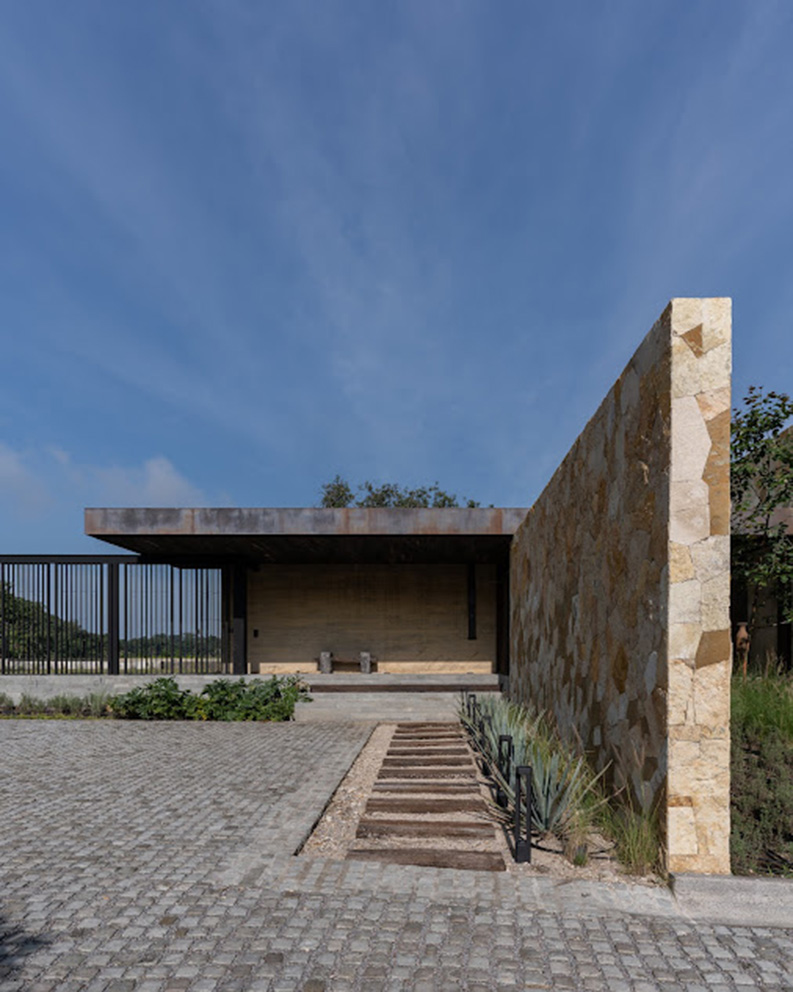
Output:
top-left (1, 0), bottom-right (792, 552)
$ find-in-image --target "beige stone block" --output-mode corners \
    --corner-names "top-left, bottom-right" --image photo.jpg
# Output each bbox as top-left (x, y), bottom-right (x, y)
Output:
top-left (669, 578), bottom-right (702, 624)
top-left (671, 298), bottom-right (705, 337)
top-left (693, 662), bottom-right (730, 730)
top-left (695, 801), bottom-right (731, 871)
top-left (701, 574), bottom-right (730, 631)
top-left (671, 340), bottom-right (731, 399)
top-left (668, 804), bottom-right (699, 856)
top-left (255, 662), bottom-right (319, 674)
top-left (668, 659), bottom-right (694, 725)
top-left (671, 396), bottom-right (712, 482)
top-left (670, 723), bottom-right (702, 741)
top-left (669, 623), bottom-right (701, 663)
top-left (696, 386), bottom-right (731, 421)
top-left (670, 480), bottom-right (710, 544)
top-left (700, 736), bottom-right (731, 782)
top-left (670, 850), bottom-right (731, 874)
top-left (702, 297), bottom-right (732, 350)
top-left (690, 536), bottom-right (730, 582)
top-left (669, 737), bottom-right (702, 773)
top-left (670, 736), bottom-right (729, 796)
top-left (669, 543), bottom-right (695, 582)
top-left (378, 660), bottom-right (493, 673)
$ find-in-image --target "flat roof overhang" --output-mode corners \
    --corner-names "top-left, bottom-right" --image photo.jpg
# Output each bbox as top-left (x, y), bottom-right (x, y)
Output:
top-left (84, 507), bottom-right (529, 565)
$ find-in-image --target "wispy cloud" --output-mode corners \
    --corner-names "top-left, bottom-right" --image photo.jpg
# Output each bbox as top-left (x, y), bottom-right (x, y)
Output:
top-left (0, 0), bottom-right (792, 531)
top-left (0, 442), bottom-right (226, 551)
top-left (0, 443), bottom-right (52, 516)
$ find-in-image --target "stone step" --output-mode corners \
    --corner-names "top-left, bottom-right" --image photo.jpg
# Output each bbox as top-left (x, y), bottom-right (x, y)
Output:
top-left (387, 748), bottom-right (469, 757)
top-left (366, 797), bottom-right (485, 814)
top-left (346, 848), bottom-right (505, 872)
top-left (395, 721), bottom-right (462, 728)
top-left (392, 731), bottom-right (465, 747)
top-left (382, 757), bottom-right (472, 767)
top-left (377, 768), bottom-right (476, 779)
top-left (307, 682), bottom-right (497, 694)
top-left (372, 782), bottom-right (480, 794)
top-left (356, 818), bottom-right (494, 839)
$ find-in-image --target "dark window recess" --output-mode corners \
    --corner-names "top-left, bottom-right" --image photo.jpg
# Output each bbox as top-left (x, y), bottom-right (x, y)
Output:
top-left (467, 563), bottom-right (477, 640)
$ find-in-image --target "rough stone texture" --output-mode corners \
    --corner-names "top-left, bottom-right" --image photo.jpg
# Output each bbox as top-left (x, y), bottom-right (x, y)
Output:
top-left (510, 299), bottom-right (731, 874)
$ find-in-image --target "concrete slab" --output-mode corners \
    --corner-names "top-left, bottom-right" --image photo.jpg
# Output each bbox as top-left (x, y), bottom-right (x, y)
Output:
top-left (672, 872), bottom-right (793, 928)
top-left (85, 506), bottom-right (529, 538)
top-left (294, 691), bottom-right (469, 722)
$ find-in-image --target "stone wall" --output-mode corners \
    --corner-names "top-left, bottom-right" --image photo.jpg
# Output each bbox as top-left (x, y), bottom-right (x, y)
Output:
top-left (510, 298), bottom-right (732, 873)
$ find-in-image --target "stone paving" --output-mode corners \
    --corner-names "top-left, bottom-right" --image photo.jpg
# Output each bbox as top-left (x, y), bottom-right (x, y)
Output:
top-left (1, 721), bottom-right (792, 991)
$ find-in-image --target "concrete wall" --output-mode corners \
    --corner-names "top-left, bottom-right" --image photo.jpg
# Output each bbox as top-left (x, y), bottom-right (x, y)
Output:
top-left (510, 298), bottom-right (732, 873)
top-left (247, 563), bottom-right (496, 674)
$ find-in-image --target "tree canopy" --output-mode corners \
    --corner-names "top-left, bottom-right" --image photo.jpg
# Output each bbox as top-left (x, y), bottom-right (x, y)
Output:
top-left (319, 474), bottom-right (481, 509)
top-left (731, 386), bottom-right (793, 626)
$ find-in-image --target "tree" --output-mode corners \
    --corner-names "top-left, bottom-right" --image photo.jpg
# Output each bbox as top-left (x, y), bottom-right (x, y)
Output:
top-left (319, 474), bottom-right (481, 509)
top-left (731, 386), bottom-right (793, 631)
top-left (0, 581), bottom-right (104, 661)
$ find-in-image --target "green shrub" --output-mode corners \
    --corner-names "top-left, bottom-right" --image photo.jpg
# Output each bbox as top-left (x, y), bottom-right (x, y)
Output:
top-left (732, 672), bottom-right (793, 740)
top-left (0, 689), bottom-right (113, 718)
top-left (731, 719), bottom-right (793, 875)
top-left (47, 694), bottom-right (90, 716)
top-left (188, 677), bottom-right (310, 721)
top-left (86, 692), bottom-right (113, 717)
top-left (599, 797), bottom-right (662, 876)
top-left (108, 677), bottom-right (193, 720)
top-left (16, 694), bottom-right (48, 715)
top-left (108, 676), bottom-right (310, 722)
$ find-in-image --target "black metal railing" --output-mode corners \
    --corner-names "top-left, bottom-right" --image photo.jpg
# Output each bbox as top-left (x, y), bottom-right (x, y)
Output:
top-left (0, 556), bottom-right (229, 675)
top-left (463, 692), bottom-right (533, 864)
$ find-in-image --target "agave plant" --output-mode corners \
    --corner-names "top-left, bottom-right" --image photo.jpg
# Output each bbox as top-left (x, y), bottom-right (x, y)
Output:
top-left (459, 692), bottom-right (606, 836)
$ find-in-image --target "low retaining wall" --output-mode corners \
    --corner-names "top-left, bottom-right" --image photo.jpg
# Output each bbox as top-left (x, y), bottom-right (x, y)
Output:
top-left (510, 298), bottom-right (732, 873)
top-left (0, 674), bottom-right (239, 704)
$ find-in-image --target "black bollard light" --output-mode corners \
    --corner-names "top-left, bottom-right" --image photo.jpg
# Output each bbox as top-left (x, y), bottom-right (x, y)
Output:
top-left (514, 764), bottom-right (532, 863)
top-left (477, 715), bottom-right (490, 776)
top-left (496, 735), bottom-right (513, 808)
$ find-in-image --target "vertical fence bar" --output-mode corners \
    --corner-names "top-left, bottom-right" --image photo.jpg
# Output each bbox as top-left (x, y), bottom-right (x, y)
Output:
top-left (53, 564), bottom-right (59, 674)
top-left (107, 562), bottom-right (120, 675)
top-left (170, 567), bottom-right (176, 675)
top-left (194, 569), bottom-right (199, 673)
top-left (1, 562), bottom-right (6, 674)
top-left (178, 568), bottom-right (184, 673)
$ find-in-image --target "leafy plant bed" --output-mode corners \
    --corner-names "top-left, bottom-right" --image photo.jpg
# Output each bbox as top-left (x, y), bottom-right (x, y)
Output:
top-left (460, 693), bottom-right (664, 879)
top-left (0, 690), bottom-right (112, 718)
top-left (0, 676), bottom-right (311, 722)
top-left (731, 672), bottom-right (793, 875)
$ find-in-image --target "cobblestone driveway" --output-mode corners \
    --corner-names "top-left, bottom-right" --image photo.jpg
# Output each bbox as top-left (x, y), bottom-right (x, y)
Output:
top-left (1, 721), bottom-right (791, 991)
